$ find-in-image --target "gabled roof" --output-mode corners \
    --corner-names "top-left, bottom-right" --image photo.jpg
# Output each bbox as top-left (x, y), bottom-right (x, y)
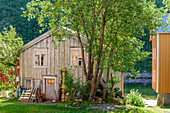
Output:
top-left (22, 27), bottom-right (87, 51)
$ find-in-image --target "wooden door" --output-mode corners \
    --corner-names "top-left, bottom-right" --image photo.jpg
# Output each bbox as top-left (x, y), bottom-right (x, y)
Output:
top-left (45, 79), bottom-right (55, 100)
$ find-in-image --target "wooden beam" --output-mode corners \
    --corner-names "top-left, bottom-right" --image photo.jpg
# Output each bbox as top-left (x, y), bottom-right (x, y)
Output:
top-left (121, 72), bottom-right (124, 95)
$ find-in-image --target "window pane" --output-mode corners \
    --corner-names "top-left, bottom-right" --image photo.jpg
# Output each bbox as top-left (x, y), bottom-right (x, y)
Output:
top-left (79, 50), bottom-right (82, 58)
top-left (41, 51), bottom-right (46, 66)
top-left (72, 51), bottom-right (78, 66)
top-left (79, 58), bottom-right (82, 66)
top-left (26, 80), bottom-right (31, 88)
top-left (35, 51), bottom-right (40, 66)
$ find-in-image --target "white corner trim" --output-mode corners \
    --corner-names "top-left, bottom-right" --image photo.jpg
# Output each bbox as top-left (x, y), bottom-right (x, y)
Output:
top-left (157, 34), bottom-right (159, 93)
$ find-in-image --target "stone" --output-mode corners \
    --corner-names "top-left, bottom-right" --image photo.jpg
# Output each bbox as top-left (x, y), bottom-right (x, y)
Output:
top-left (157, 93), bottom-right (170, 106)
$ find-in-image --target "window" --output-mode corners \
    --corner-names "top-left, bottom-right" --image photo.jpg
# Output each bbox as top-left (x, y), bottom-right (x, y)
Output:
top-left (26, 80), bottom-right (31, 88)
top-left (47, 79), bottom-right (54, 84)
top-left (34, 49), bottom-right (47, 67)
top-left (71, 49), bottom-right (83, 66)
top-left (153, 48), bottom-right (156, 59)
top-left (79, 58), bottom-right (82, 66)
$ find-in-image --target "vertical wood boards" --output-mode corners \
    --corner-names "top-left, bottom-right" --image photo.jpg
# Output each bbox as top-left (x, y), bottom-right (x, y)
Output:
top-left (36, 43), bottom-right (41, 79)
top-left (40, 39), bottom-right (47, 76)
top-left (158, 33), bottom-right (170, 93)
top-left (47, 36), bottom-right (51, 75)
top-left (19, 53), bottom-right (23, 86)
top-left (51, 37), bottom-right (55, 75)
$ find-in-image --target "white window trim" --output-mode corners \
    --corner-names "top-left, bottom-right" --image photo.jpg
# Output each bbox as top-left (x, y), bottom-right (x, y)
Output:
top-left (33, 48), bottom-right (47, 68)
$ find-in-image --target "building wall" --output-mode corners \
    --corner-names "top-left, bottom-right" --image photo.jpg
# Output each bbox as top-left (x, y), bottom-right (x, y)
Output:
top-left (158, 33), bottom-right (170, 93)
top-left (20, 35), bottom-right (87, 92)
top-left (152, 35), bottom-right (157, 92)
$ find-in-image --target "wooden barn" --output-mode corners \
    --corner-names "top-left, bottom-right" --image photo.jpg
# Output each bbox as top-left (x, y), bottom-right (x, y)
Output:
top-left (150, 15), bottom-right (170, 106)
top-left (19, 28), bottom-right (123, 101)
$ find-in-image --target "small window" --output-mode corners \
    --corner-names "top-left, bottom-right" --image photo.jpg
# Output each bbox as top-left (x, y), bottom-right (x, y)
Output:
top-left (34, 49), bottom-right (47, 67)
top-left (79, 58), bottom-right (82, 66)
top-left (71, 50), bottom-right (83, 66)
top-left (26, 80), bottom-right (31, 88)
top-left (153, 48), bottom-right (156, 59)
top-left (47, 79), bottom-right (54, 84)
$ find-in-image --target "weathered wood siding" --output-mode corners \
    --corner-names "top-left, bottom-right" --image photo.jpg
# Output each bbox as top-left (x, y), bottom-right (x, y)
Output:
top-left (20, 35), bottom-right (87, 90)
top-left (158, 33), bottom-right (170, 93)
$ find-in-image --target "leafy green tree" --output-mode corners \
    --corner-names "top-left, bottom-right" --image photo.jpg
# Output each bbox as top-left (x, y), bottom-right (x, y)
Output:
top-left (0, 25), bottom-right (23, 92)
top-left (22, 0), bottom-right (167, 101)
top-left (0, 0), bottom-right (48, 44)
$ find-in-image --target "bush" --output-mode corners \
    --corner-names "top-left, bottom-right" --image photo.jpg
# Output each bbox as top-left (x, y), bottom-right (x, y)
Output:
top-left (126, 89), bottom-right (145, 107)
top-left (63, 69), bottom-right (89, 101)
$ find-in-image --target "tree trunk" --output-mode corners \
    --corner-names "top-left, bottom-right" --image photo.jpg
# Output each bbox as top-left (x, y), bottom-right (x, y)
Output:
top-left (88, 8), bottom-right (107, 101)
top-left (93, 70), bottom-right (103, 96)
top-left (77, 32), bottom-right (88, 80)
top-left (103, 69), bottom-right (110, 99)
top-left (110, 73), bottom-right (114, 91)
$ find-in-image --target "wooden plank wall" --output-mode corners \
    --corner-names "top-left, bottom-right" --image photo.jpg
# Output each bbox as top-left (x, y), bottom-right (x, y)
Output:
top-left (158, 33), bottom-right (170, 93)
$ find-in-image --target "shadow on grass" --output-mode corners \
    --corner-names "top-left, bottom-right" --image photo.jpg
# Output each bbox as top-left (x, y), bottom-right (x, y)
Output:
top-left (124, 83), bottom-right (157, 100)
top-left (161, 106), bottom-right (170, 109)
top-left (0, 98), bottom-right (19, 103)
top-left (0, 100), bottom-right (104, 113)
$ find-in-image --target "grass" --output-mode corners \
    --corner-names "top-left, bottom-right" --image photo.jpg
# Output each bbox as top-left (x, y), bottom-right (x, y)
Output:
top-left (1, 99), bottom-right (170, 113)
top-left (0, 99), bottom-right (104, 113)
top-left (124, 83), bottom-right (157, 100)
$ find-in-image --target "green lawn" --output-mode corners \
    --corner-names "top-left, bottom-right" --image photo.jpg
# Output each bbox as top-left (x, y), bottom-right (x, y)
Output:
top-left (124, 83), bottom-right (157, 100)
top-left (1, 99), bottom-right (170, 113)
top-left (0, 99), bottom-right (103, 113)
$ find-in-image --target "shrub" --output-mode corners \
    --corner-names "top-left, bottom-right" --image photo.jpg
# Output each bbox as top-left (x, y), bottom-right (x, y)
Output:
top-left (63, 69), bottom-right (89, 101)
top-left (126, 89), bottom-right (145, 107)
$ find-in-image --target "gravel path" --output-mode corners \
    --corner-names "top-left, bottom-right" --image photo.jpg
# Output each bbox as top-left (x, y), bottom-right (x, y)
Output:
top-left (143, 99), bottom-right (157, 107)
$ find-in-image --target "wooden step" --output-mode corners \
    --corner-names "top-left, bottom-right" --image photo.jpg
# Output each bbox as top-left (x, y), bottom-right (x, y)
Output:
top-left (20, 95), bottom-right (31, 97)
top-left (20, 97), bottom-right (29, 99)
top-left (22, 93), bottom-right (31, 95)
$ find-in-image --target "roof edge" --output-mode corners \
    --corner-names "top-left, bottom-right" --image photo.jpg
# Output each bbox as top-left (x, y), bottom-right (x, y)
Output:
top-left (22, 27), bottom-right (87, 51)
top-left (22, 30), bottom-right (51, 51)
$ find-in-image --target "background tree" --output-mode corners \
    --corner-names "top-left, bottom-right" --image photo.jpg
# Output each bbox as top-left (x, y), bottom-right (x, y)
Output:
top-left (0, 25), bottom-right (23, 92)
top-left (0, 0), bottom-right (48, 44)
top-left (0, 0), bottom-right (165, 72)
top-left (22, 0), bottom-right (167, 101)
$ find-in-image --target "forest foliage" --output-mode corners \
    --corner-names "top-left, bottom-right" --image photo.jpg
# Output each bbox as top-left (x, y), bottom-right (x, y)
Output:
top-left (0, 0), bottom-right (165, 72)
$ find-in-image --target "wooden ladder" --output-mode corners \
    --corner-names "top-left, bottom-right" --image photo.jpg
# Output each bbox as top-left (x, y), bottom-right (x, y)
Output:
top-left (19, 88), bottom-right (33, 101)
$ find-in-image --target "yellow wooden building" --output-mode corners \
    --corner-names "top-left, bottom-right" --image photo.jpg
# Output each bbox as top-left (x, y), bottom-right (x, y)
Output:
top-left (150, 15), bottom-right (170, 94)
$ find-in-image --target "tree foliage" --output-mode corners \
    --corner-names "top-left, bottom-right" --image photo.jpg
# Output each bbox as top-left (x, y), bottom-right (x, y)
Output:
top-left (0, 0), bottom-right (48, 44)
top-left (22, 0), bottom-right (167, 101)
top-left (0, 26), bottom-right (23, 91)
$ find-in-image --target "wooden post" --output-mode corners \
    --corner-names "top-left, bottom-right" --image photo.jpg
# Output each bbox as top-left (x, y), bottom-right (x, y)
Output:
top-left (121, 72), bottom-right (124, 95)
top-left (61, 67), bottom-right (66, 102)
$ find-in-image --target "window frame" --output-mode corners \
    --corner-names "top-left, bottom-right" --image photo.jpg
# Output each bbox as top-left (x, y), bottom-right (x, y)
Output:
top-left (33, 48), bottom-right (47, 68)
top-left (70, 48), bottom-right (84, 67)
top-left (153, 48), bottom-right (156, 59)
